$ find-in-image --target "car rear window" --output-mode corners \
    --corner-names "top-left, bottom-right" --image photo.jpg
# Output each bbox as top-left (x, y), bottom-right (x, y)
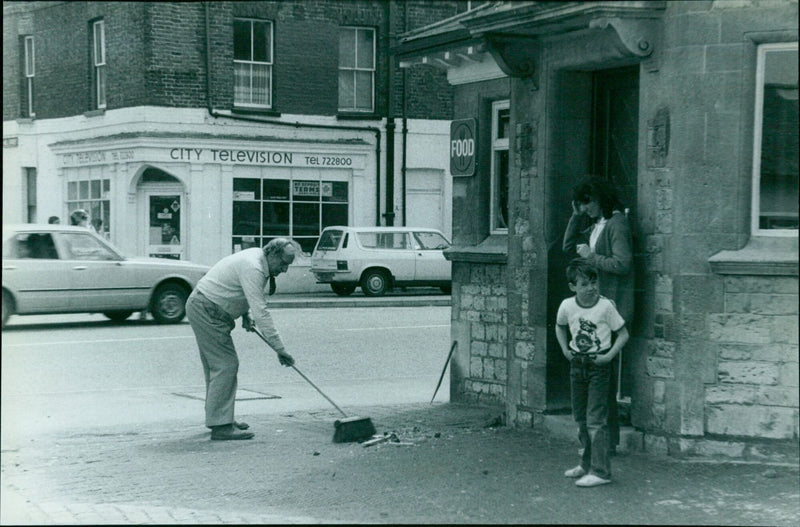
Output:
top-left (316, 230), bottom-right (343, 251)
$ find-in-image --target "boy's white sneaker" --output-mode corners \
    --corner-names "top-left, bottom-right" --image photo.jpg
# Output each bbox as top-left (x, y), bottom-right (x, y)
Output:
top-left (575, 474), bottom-right (611, 487)
top-left (564, 466), bottom-right (586, 478)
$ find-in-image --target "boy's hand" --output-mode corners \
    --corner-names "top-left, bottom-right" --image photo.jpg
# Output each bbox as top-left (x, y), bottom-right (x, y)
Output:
top-left (593, 352), bottom-right (612, 365)
top-left (242, 314), bottom-right (255, 332)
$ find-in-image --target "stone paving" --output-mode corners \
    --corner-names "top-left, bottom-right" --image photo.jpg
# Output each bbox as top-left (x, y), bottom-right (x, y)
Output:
top-left (2, 403), bottom-right (799, 525)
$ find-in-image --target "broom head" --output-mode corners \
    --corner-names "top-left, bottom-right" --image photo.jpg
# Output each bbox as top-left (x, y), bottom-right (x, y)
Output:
top-left (333, 416), bottom-right (376, 443)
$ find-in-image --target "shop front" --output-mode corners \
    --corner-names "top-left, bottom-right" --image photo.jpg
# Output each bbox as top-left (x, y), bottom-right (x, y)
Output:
top-left (49, 132), bottom-right (373, 284)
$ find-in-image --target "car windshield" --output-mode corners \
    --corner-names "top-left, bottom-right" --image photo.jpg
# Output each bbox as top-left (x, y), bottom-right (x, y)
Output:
top-left (316, 230), bottom-right (343, 251)
top-left (414, 232), bottom-right (450, 250)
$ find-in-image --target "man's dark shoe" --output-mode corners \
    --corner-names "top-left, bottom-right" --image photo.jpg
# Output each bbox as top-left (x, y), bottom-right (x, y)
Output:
top-left (234, 421), bottom-right (249, 430)
top-left (210, 424), bottom-right (254, 441)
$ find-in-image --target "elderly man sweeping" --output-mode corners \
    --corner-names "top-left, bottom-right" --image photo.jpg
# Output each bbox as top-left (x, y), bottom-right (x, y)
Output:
top-left (186, 238), bottom-right (298, 440)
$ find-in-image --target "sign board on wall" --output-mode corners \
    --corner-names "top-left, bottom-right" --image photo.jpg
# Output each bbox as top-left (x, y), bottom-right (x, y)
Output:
top-left (450, 118), bottom-right (477, 176)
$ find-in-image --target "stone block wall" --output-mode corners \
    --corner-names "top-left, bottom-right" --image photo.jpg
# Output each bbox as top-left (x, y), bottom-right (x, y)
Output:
top-left (450, 261), bottom-right (508, 407)
top-left (632, 0), bottom-right (799, 459)
top-left (705, 276), bottom-right (799, 441)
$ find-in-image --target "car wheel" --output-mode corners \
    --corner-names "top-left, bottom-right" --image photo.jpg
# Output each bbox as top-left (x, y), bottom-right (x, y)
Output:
top-left (331, 283), bottom-right (356, 296)
top-left (361, 269), bottom-right (389, 297)
top-left (103, 310), bottom-right (134, 322)
top-left (150, 283), bottom-right (188, 324)
top-left (2, 290), bottom-right (14, 328)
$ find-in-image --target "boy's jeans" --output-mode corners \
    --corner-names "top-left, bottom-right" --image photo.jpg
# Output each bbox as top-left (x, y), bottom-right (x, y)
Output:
top-left (571, 356), bottom-right (612, 480)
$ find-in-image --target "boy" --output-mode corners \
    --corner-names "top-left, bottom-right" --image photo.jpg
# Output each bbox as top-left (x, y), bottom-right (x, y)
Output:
top-left (556, 258), bottom-right (629, 487)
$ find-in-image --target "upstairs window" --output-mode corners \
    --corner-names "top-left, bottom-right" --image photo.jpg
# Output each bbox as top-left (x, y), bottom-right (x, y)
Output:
top-left (491, 100), bottom-right (510, 233)
top-left (752, 42), bottom-right (798, 235)
top-left (23, 36), bottom-right (35, 117)
top-left (339, 27), bottom-right (374, 112)
top-left (92, 20), bottom-right (106, 109)
top-left (234, 18), bottom-right (273, 108)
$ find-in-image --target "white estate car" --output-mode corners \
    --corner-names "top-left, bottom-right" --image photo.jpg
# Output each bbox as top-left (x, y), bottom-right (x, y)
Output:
top-left (310, 226), bottom-right (451, 296)
top-left (2, 224), bottom-right (209, 327)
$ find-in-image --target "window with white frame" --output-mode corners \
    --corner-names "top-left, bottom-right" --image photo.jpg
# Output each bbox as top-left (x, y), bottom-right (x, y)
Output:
top-left (232, 177), bottom-right (349, 254)
top-left (491, 100), bottom-right (510, 232)
top-left (23, 36), bottom-right (34, 117)
top-left (233, 18), bottom-right (273, 108)
top-left (752, 42), bottom-right (798, 235)
top-left (67, 178), bottom-right (111, 238)
top-left (92, 20), bottom-right (106, 109)
top-left (339, 27), bottom-right (375, 112)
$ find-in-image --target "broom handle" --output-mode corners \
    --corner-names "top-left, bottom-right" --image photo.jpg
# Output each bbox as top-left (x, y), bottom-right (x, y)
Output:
top-left (290, 364), bottom-right (349, 418)
top-left (251, 326), bottom-right (348, 418)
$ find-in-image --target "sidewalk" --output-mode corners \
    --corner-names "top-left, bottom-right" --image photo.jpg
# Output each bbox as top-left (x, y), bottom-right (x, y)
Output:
top-left (2, 402), bottom-right (798, 525)
top-left (267, 288), bottom-right (451, 309)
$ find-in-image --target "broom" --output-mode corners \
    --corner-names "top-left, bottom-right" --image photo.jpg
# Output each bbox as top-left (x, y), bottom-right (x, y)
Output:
top-left (251, 326), bottom-right (376, 443)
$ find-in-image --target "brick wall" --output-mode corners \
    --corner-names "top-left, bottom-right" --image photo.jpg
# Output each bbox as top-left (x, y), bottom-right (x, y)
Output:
top-left (3, 0), bottom-right (456, 121)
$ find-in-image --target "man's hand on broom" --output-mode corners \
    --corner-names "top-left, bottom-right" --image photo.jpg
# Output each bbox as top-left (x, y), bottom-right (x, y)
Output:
top-left (242, 313), bottom-right (255, 332)
top-left (276, 349), bottom-right (295, 367)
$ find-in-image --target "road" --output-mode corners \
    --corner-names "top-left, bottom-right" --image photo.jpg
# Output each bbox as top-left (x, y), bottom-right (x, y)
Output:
top-left (1, 306), bottom-right (451, 440)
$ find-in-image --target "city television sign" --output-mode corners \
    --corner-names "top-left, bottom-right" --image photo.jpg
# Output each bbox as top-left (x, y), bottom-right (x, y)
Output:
top-left (450, 118), bottom-right (476, 176)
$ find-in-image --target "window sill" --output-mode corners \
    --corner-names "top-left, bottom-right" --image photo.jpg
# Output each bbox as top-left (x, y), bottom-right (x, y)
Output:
top-left (83, 109), bottom-right (105, 118)
top-left (336, 113), bottom-right (381, 121)
top-left (232, 107), bottom-right (281, 117)
top-left (444, 234), bottom-right (507, 264)
top-left (708, 236), bottom-right (799, 276)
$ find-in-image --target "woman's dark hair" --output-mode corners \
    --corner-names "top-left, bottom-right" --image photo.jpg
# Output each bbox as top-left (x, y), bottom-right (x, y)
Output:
top-left (572, 176), bottom-right (623, 219)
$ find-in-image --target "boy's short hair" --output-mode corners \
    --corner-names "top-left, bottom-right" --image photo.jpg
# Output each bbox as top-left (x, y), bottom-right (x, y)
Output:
top-left (566, 258), bottom-right (598, 284)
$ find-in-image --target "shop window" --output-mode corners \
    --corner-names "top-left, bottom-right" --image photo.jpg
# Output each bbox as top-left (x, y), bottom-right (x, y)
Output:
top-left (22, 35), bottom-right (34, 118)
top-left (233, 18), bottom-right (273, 108)
top-left (91, 19), bottom-right (106, 110)
top-left (752, 42), bottom-right (798, 235)
top-left (491, 100), bottom-right (510, 233)
top-left (339, 27), bottom-right (374, 112)
top-left (232, 178), bottom-right (348, 254)
top-left (67, 178), bottom-right (111, 239)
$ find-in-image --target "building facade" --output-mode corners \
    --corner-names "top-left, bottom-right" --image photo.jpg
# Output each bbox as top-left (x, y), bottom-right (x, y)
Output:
top-left (3, 0), bottom-right (462, 290)
top-left (397, 0), bottom-right (798, 460)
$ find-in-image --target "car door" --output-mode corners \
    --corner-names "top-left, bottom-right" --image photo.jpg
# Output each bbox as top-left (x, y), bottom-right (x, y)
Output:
top-left (58, 231), bottom-right (149, 311)
top-left (2, 231), bottom-right (72, 313)
top-left (355, 231), bottom-right (415, 281)
top-left (412, 231), bottom-right (451, 281)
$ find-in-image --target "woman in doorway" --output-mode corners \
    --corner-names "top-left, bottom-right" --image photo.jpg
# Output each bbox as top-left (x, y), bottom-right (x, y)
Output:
top-left (563, 176), bottom-right (634, 454)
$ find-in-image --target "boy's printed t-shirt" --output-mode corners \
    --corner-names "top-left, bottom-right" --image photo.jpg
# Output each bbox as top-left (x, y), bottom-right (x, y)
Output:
top-left (556, 296), bottom-right (625, 355)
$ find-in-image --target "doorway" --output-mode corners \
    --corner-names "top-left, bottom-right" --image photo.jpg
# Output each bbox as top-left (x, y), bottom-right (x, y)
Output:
top-left (592, 65), bottom-right (640, 403)
top-left (137, 168), bottom-right (186, 260)
top-left (545, 65), bottom-right (640, 412)
top-left (145, 193), bottom-right (184, 260)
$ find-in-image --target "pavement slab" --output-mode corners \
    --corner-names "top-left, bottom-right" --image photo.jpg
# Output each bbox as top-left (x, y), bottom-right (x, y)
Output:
top-left (2, 403), bottom-right (798, 525)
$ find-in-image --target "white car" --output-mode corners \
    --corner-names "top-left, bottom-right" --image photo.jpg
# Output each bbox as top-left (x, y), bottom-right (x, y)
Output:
top-left (2, 224), bottom-right (209, 327)
top-left (310, 226), bottom-right (451, 296)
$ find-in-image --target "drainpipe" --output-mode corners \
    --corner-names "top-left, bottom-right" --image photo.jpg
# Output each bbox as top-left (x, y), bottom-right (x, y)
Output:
top-left (383, 1), bottom-right (395, 226)
top-left (204, 3), bottom-right (383, 225)
top-left (384, 119), bottom-right (395, 226)
top-left (400, 0), bottom-right (408, 226)
top-left (402, 115), bottom-right (408, 226)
